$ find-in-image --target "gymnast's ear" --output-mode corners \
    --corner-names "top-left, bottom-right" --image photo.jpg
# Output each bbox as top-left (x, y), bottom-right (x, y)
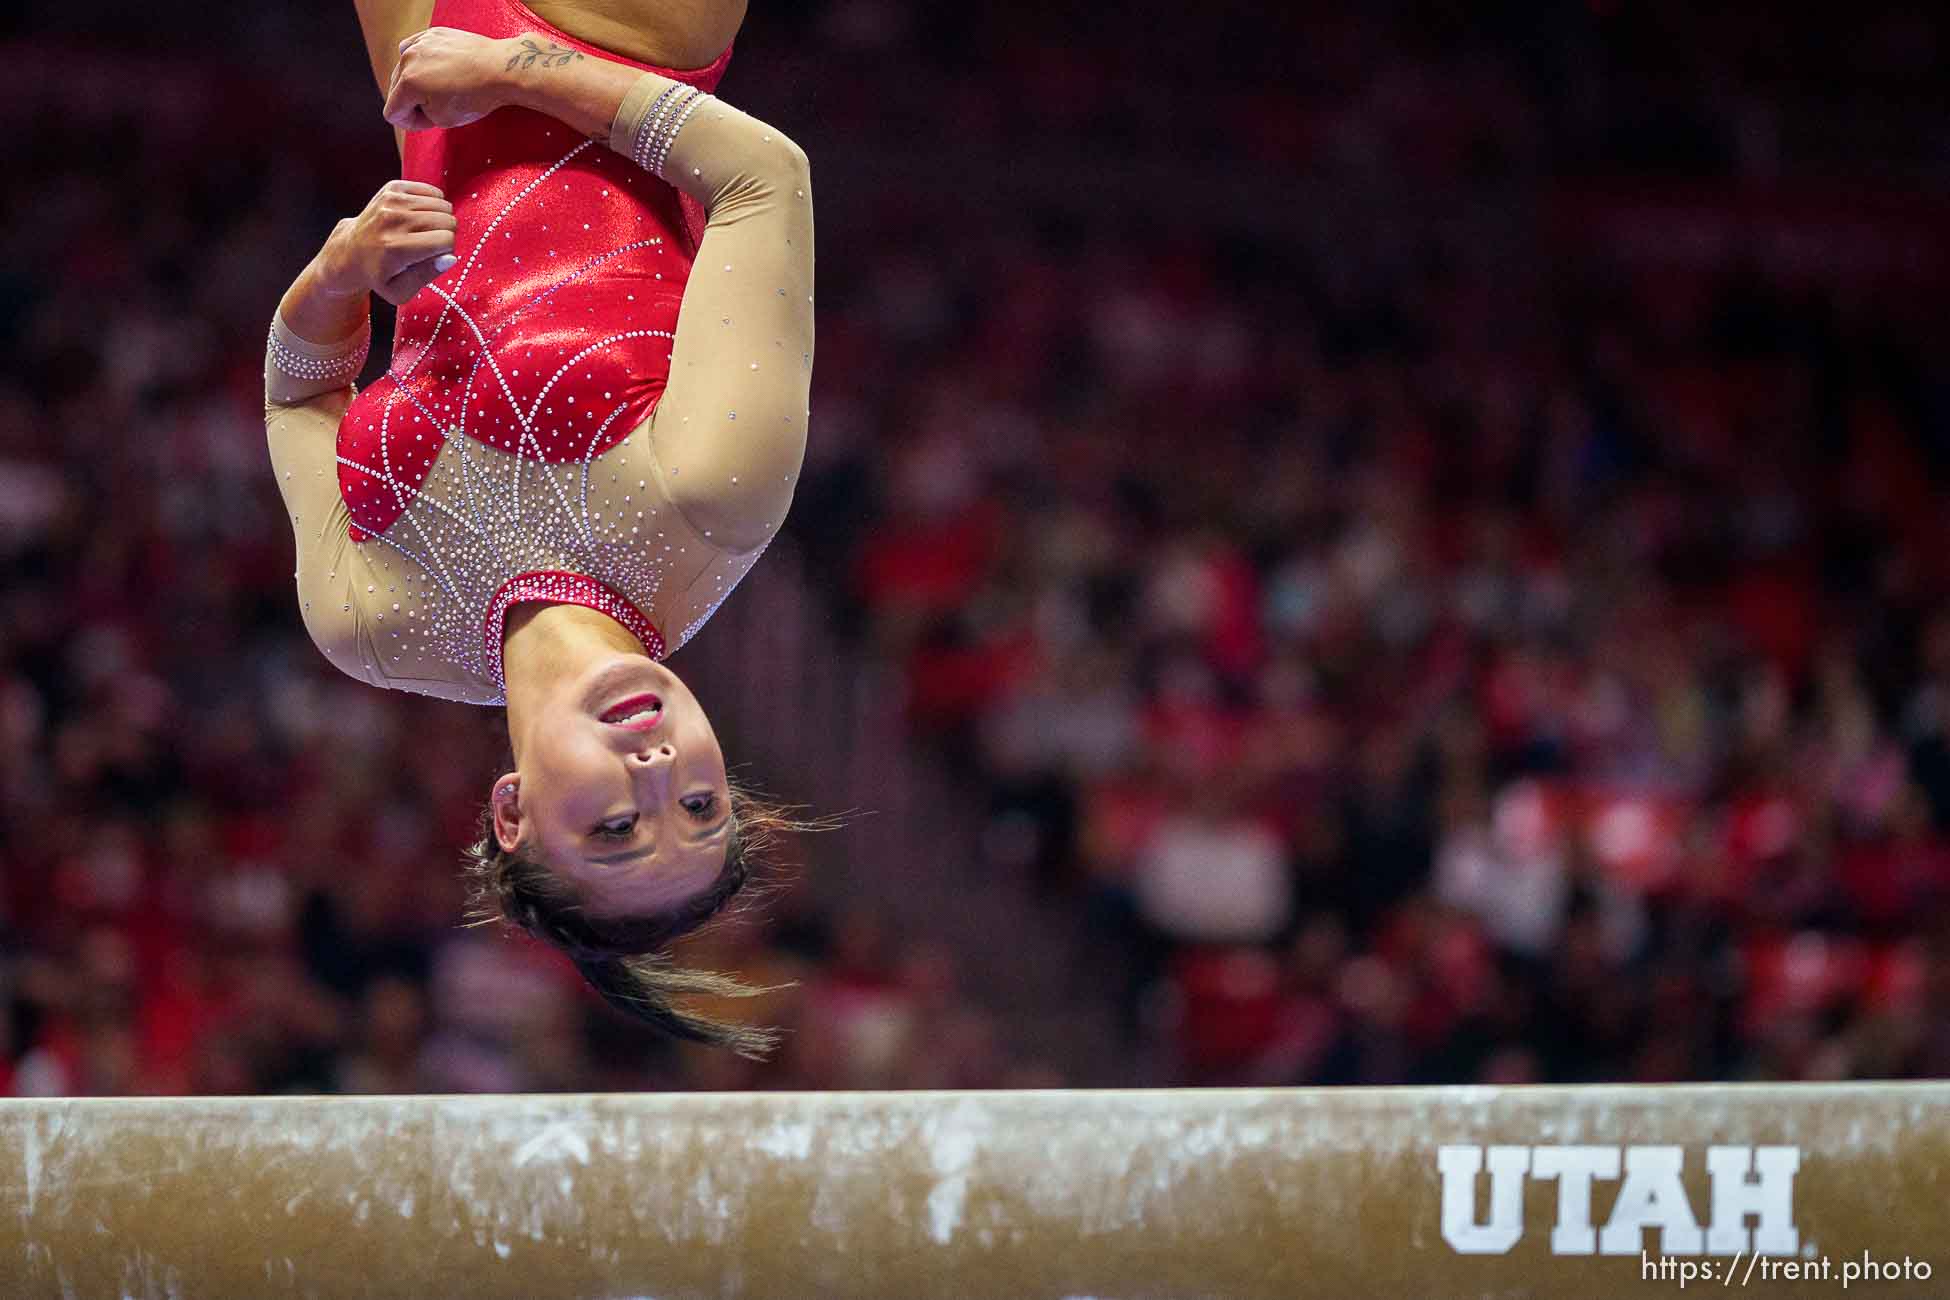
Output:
top-left (490, 773), bottom-right (523, 853)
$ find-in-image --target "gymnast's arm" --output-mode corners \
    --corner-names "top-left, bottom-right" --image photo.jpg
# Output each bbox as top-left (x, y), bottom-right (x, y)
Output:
top-left (264, 182), bottom-right (459, 678)
top-left (388, 30), bottom-right (812, 554)
top-left (612, 69), bottom-right (813, 554)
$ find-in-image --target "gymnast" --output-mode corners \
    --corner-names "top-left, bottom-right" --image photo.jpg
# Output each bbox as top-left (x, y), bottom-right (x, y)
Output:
top-left (263, 0), bottom-right (814, 1054)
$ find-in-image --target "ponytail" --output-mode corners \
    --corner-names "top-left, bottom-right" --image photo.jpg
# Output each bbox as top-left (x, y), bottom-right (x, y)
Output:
top-left (572, 953), bottom-right (783, 1059)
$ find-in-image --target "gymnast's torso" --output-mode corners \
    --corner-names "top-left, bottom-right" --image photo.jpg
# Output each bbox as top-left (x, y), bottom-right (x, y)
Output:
top-left (264, 0), bottom-right (806, 706)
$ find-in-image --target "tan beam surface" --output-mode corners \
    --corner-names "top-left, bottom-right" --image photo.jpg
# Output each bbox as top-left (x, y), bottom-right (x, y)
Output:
top-left (1, 1085), bottom-right (1946, 1298)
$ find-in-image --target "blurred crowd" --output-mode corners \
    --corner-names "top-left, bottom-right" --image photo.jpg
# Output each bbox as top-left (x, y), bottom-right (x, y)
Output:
top-left (2, 1), bottom-right (1948, 1094)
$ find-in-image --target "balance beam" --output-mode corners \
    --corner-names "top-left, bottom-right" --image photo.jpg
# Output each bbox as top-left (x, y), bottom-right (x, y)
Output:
top-left (3, 1085), bottom-right (1945, 1298)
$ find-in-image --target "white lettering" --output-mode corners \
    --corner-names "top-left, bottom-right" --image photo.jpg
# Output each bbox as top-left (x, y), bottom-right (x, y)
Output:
top-left (1436, 1143), bottom-right (1800, 1258)
top-left (1531, 1146), bottom-right (1621, 1255)
top-left (1600, 1147), bottom-right (1704, 1256)
top-left (1706, 1146), bottom-right (1800, 1256)
top-left (1438, 1145), bottom-right (1529, 1254)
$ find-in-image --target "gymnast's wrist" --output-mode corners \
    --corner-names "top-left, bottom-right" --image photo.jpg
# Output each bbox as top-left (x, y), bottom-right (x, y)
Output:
top-left (275, 255), bottom-right (372, 363)
top-left (310, 235), bottom-right (372, 300)
top-left (486, 37), bottom-right (534, 113)
top-left (493, 35), bottom-right (607, 122)
top-left (609, 73), bottom-right (709, 179)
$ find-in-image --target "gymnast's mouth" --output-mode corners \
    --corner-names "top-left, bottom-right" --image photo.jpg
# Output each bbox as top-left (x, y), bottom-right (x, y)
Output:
top-left (600, 693), bottom-right (664, 731)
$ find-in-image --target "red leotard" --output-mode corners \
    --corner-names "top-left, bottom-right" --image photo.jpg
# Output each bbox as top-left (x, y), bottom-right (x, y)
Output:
top-left (263, 22), bottom-right (813, 705)
top-left (337, 0), bottom-right (732, 542)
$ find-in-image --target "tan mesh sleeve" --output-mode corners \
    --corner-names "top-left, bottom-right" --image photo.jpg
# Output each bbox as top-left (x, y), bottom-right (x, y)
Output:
top-left (264, 316), bottom-right (380, 685)
top-left (608, 74), bottom-right (813, 555)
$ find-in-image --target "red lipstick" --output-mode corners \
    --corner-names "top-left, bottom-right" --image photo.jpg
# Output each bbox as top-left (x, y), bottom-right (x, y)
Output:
top-left (600, 693), bottom-right (663, 732)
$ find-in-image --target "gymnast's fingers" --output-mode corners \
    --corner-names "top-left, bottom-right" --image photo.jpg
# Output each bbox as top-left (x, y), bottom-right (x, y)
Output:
top-left (373, 186), bottom-right (452, 229)
top-left (382, 77), bottom-right (431, 131)
top-left (387, 27), bottom-right (437, 101)
top-left (384, 199), bottom-right (457, 232)
top-left (377, 252), bottom-right (457, 307)
top-left (385, 180), bottom-right (448, 203)
top-left (395, 197), bottom-right (456, 222)
top-left (380, 227), bottom-right (457, 277)
top-left (381, 66), bottom-right (409, 125)
top-left (385, 44), bottom-right (408, 100)
top-left (401, 198), bottom-right (455, 220)
top-left (383, 95), bottom-right (427, 132)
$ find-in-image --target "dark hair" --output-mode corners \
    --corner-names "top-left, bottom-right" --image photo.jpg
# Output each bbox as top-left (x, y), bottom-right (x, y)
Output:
top-left (462, 776), bottom-right (837, 1060)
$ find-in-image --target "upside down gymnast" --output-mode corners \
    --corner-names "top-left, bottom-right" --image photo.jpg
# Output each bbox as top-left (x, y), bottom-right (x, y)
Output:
top-left (263, 0), bottom-right (813, 1054)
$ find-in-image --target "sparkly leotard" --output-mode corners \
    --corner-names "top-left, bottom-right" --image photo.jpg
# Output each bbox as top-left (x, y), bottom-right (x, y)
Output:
top-left (263, 3), bottom-right (813, 705)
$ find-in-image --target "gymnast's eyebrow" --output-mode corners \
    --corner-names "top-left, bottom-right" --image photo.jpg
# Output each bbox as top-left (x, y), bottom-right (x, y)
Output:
top-left (587, 844), bottom-right (653, 865)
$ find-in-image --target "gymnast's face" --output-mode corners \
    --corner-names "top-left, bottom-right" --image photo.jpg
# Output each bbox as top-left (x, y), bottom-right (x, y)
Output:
top-left (492, 655), bottom-right (731, 919)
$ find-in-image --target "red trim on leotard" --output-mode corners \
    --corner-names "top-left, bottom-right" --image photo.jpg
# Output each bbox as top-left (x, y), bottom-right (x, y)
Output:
top-left (484, 569), bottom-right (667, 690)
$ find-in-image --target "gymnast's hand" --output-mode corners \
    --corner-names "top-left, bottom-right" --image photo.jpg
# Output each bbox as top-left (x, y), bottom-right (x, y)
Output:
top-left (317, 181), bottom-right (461, 307)
top-left (384, 26), bottom-right (518, 132)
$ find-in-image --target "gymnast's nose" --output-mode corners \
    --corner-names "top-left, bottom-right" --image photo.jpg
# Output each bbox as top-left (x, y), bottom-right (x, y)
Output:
top-left (628, 745), bottom-right (675, 803)
top-left (628, 743), bottom-right (674, 768)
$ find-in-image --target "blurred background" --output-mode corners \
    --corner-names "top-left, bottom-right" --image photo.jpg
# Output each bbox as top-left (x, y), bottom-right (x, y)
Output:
top-left (2, 0), bottom-right (1949, 1095)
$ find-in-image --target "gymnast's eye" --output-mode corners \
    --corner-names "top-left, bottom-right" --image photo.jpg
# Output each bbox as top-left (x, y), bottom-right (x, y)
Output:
top-left (595, 815), bottom-right (637, 839)
top-left (682, 793), bottom-right (717, 821)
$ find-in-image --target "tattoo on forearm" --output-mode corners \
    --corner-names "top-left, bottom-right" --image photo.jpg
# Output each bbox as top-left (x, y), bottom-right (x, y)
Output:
top-left (507, 38), bottom-right (584, 71)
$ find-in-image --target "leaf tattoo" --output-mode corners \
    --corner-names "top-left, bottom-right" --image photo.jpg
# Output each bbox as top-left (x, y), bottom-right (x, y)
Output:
top-left (506, 38), bottom-right (585, 71)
